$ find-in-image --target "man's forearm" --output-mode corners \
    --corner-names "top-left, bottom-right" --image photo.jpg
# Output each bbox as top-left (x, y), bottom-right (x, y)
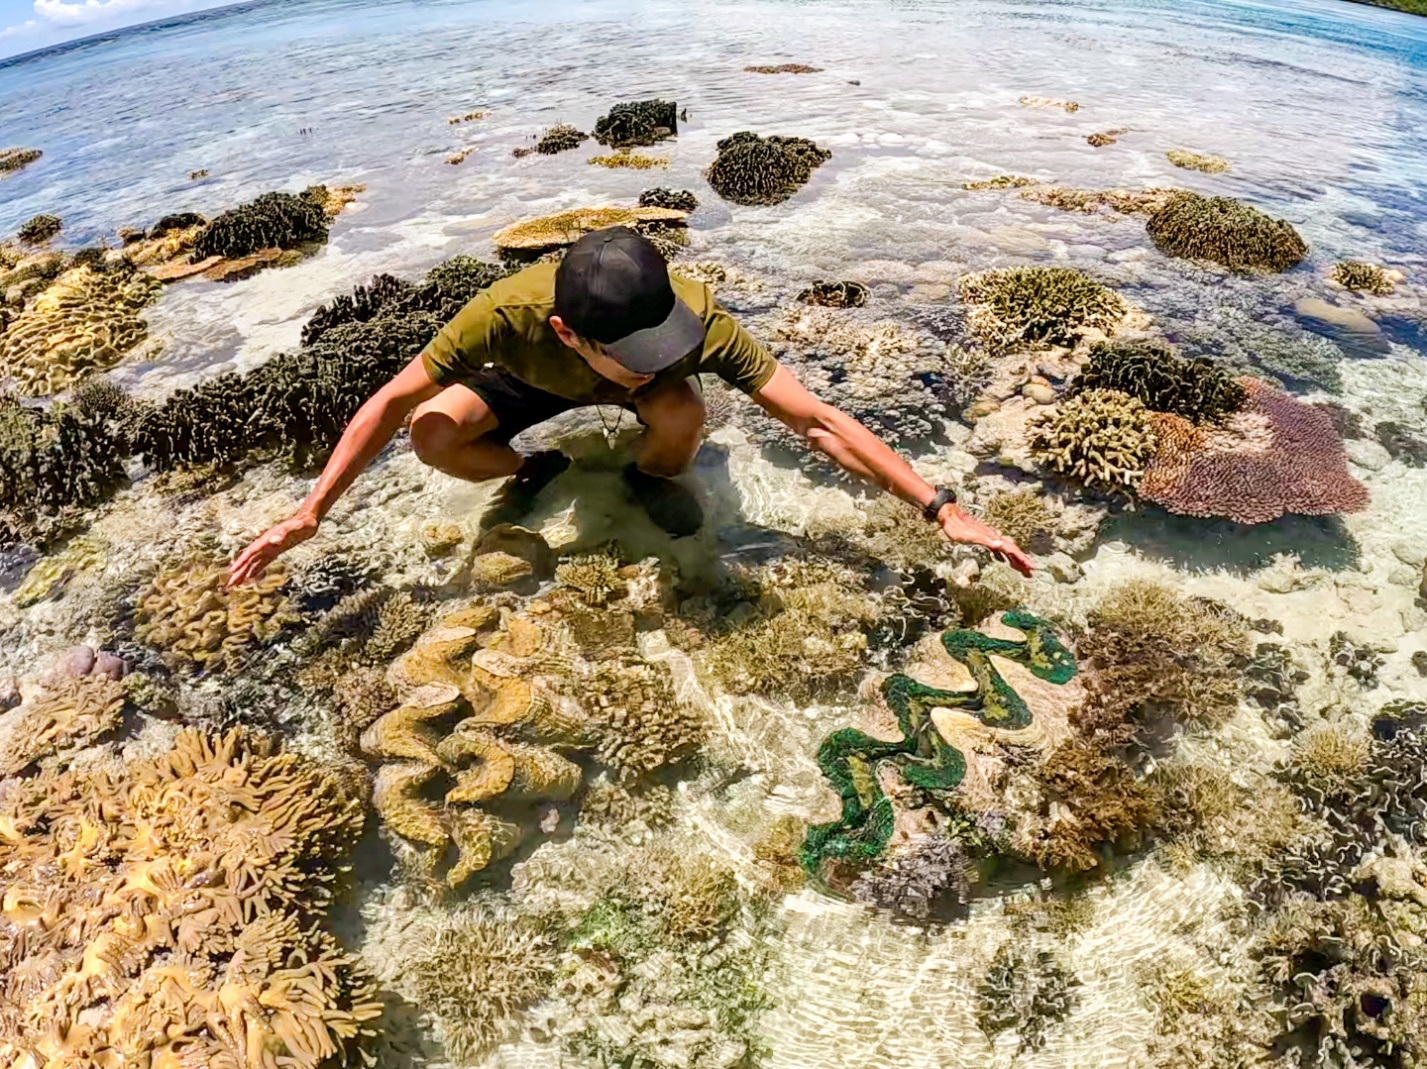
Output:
top-left (801, 403), bottom-right (939, 510)
top-left (298, 396), bottom-right (412, 521)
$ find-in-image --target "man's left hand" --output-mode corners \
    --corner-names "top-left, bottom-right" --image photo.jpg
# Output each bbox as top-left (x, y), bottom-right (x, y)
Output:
top-left (938, 506), bottom-right (1036, 577)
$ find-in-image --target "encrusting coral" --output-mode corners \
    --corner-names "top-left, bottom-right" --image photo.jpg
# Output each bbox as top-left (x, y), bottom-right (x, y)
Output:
top-left (797, 279), bottom-right (869, 307)
top-left (1166, 148), bottom-right (1230, 173)
top-left (592, 99), bottom-right (678, 147)
top-left (704, 131), bottom-right (831, 205)
top-left (0, 728), bottom-right (380, 1068)
top-left (1145, 191), bottom-right (1308, 272)
top-left (0, 261), bottom-right (161, 395)
top-left (189, 187), bottom-right (332, 261)
top-left (958, 266), bottom-right (1128, 353)
top-left (16, 213), bottom-right (60, 244)
top-left (1138, 377), bottom-right (1369, 524)
top-left (1332, 260), bottom-right (1395, 295)
top-left (1028, 388), bottom-right (1157, 494)
top-left (1074, 338), bottom-right (1247, 424)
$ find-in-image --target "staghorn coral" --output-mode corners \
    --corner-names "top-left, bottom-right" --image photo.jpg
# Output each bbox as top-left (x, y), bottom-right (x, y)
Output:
top-left (849, 833), bottom-right (973, 920)
top-left (1139, 377), bottom-right (1369, 524)
top-left (0, 146), bottom-right (41, 174)
top-left (704, 130), bottom-right (831, 206)
top-left (1332, 260), bottom-right (1395, 295)
top-left (0, 674), bottom-right (127, 776)
top-left (639, 186), bottom-right (699, 212)
top-left (589, 151), bottom-right (668, 169)
top-left (534, 123), bottom-right (588, 154)
top-left (797, 279), bottom-right (869, 308)
top-left (16, 213), bottom-right (60, 244)
top-left (491, 205), bottom-right (688, 262)
top-left (0, 393), bottom-right (126, 547)
top-left (0, 262), bottom-right (161, 395)
top-left (134, 557), bottom-right (299, 672)
top-left (1146, 191), bottom-right (1308, 272)
top-left (963, 174), bottom-right (1039, 190)
top-left (958, 266), bottom-right (1127, 353)
top-left (975, 943), bottom-right (1081, 1053)
top-left (1166, 148), bottom-right (1230, 173)
top-left (0, 728), bottom-right (379, 1068)
top-left (1075, 338), bottom-right (1247, 423)
top-left (1028, 388), bottom-right (1156, 493)
top-left (592, 99), bottom-right (678, 147)
top-left (190, 189), bottom-right (331, 261)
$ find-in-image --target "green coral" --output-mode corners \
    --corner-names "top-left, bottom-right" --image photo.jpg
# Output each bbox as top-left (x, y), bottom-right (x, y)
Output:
top-left (959, 266), bottom-right (1127, 352)
top-left (800, 611), bottom-right (1077, 872)
top-left (1146, 191), bottom-right (1308, 272)
top-left (705, 131), bottom-right (831, 206)
top-left (1075, 338), bottom-right (1247, 423)
top-left (1028, 388), bottom-right (1156, 493)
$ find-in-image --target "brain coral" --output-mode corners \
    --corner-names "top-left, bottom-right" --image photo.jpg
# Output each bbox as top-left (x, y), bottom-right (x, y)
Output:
top-left (958, 266), bottom-right (1128, 353)
top-left (1028, 388), bottom-right (1157, 493)
top-left (1146, 191), bottom-right (1308, 272)
top-left (0, 728), bottom-right (379, 1068)
top-left (190, 189), bottom-right (331, 261)
top-left (134, 557), bottom-right (298, 672)
top-left (1075, 339), bottom-right (1246, 423)
top-left (704, 131), bottom-right (831, 205)
top-left (592, 99), bottom-right (678, 147)
top-left (1139, 377), bottom-right (1369, 524)
top-left (0, 262), bottom-right (161, 396)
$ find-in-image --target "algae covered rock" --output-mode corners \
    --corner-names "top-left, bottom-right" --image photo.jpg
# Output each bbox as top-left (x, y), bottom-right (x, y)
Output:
top-left (593, 98), bottom-right (678, 147)
top-left (959, 266), bottom-right (1127, 353)
top-left (705, 130), bottom-right (831, 206)
top-left (1074, 338), bottom-right (1247, 423)
top-left (16, 213), bottom-right (61, 244)
top-left (1146, 191), bottom-right (1308, 272)
top-left (189, 188), bottom-right (331, 261)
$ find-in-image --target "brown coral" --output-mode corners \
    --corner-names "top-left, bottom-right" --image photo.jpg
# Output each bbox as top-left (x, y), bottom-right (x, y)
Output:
top-left (1029, 389), bottom-right (1157, 493)
top-left (492, 206), bottom-right (689, 262)
top-left (588, 658), bottom-right (708, 778)
top-left (959, 266), bottom-right (1128, 353)
top-left (1139, 377), bottom-right (1369, 524)
top-left (0, 674), bottom-right (127, 777)
top-left (0, 728), bottom-right (380, 1067)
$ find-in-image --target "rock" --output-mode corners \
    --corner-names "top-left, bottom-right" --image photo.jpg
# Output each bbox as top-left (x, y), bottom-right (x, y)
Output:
top-left (42, 645), bottom-right (96, 685)
top-left (145, 255), bottom-right (222, 281)
top-left (1042, 552), bottom-right (1082, 583)
top-left (1389, 566), bottom-right (1418, 588)
top-left (92, 651), bottom-right (127, 681)
top-left (1021, 382), bottom-right (1056, 404)
top-left (0, 676), bottom-right (18, 712)
top-left (1413, 650), bottom-right (1427, 676)
top-left (1346, 438), bottom-right (1392, 472)
top-left (201, 248), bottom-right (289, 282)
top-left (1421, 561), bottom-right (1427, 605)
top-left (1294, 296), bottom-right (1389, 356)
top-left (964, 399), bottom-right (1001, 423)
top-left (1392, 541), bottom-right (1425, 567)
top-left (421, 521), bottom-right (464, 558)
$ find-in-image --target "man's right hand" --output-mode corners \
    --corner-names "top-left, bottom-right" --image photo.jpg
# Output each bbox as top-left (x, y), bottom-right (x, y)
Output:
top-left (226, 509), bottom-right (319, 588)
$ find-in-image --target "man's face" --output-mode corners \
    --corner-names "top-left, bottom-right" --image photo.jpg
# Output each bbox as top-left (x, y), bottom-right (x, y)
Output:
top-left (550, 315), bottom-right (654, 392)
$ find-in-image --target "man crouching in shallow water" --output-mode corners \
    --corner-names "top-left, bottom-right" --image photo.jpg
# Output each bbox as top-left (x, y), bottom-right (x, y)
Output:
top-left (226, 226), bottom-right (1034, 587)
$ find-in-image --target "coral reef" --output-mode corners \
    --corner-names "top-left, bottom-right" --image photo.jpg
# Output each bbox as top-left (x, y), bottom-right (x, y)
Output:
top-left (593, 99), bottom-right (678, 147)
top-left (1332, 260), bottom-right (1395, 295)
top-left (975, 943), bottom-right (1081, 1052)
top-left (535, 123), bottom-right (588, 154)
top-left (1166, 148), bottom-right (1230, 173)
top-left (849, 833), bottom-right (973, 920)
top-left (189, 188), bottom-right (331, 261)
top-left (492, 205), bottom-right (688, 262)
top-left (1028, 388), bottom-right (1157, 493)
top-left (958, 266), bottom-right (1128, 352)
top-left (1374, 420), bottom-right (1427, 466)
top-left (0, 673), bottom-right (127, 776)
top-left (796, 279), bottom-right (869, 308)
top-left (0, 728), bottom-right (380, 1067)
top-left (801, 611), bottom-right (1077, 873)
top-left (0, 261), bottom-right (161, 395)
top-left (134, 557), bottom-right (299, 672)
top-left (1146, 192), bottom-right (1309, 272)
top-left (0, 147), bottom-right (42, 173)
top-left (1074, 338), bottom-right (1247, 423)
top-left (589, 150), bottom-right (669, 169)
top-left (963, 174), bottom-right (1038, 190)
top-left (16, 213), bottom-right (60, 244)
top-left (1019, 95), bottom-right (1079, 111)
top-left (1139, 377), bottom-right (1369, 524)
top-left (745, 63), bottom-right (823, 73)
top-left (704, 131), bottom-right (831, 206)
top-left (639, 186), bottom-right (699, 211)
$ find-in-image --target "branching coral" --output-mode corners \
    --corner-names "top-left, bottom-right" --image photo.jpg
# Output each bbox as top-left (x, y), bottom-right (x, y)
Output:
top-left (978, 487), bottom-right (1058, 551)
top-left (534, 123), bottom-right (588, 154)
top-left (1332, 260), bottom-right (1395, 295)
top-left (588, 657), bottom-right (708, 779)
top-left (796, 279), bottom-right (869, 307)
top-left (0, 262), bottom-right (161, 395)
top-left (975, 943), bottom-right (1081, 1052)
top-left (704, 131), bottom-right (831, 205)
top-left (134, 557), bottom-right (299, 672)
top-left (1146, 191), bottom-right (1308, 272)
top-left (958, 266), bottom-right (1127, 352)
top-left (849, 833), bottom-right (973, 920)
top-left (1139, 377), bottom-right (1369, 524)
top-left (1028, 389), bottom-right (1156, 493)
top-left (16, 213), bottom-right (60, 244)
top-left (190, 189), bottom-right (331, 261)
top-left (593, 99), bottom-right (678, 147)
top-left (1075, 339), bottom-right (1247, 423)
top-left (1166, 148), bottom-right (1230, 173)
top-left (639, 186), bottom-right (699, 212)
top-left (0, 728), bottom-right (380, 1068)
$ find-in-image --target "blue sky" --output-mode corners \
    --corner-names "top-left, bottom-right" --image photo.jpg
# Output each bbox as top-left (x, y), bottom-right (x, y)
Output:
top-left (0, 0), bottom-right (230, 57)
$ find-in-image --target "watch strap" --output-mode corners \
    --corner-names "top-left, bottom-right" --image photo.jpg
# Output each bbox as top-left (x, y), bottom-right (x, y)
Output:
top-left (922, 486), bottom-right (957, 522)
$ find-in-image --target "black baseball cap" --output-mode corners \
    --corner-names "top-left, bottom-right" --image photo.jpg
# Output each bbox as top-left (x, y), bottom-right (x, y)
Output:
top-left (554, 226), bottom-right (707, 374)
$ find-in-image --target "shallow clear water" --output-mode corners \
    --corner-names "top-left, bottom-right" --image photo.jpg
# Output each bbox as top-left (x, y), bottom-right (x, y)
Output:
top-left (4, 0), bottom-right (1427, 1066)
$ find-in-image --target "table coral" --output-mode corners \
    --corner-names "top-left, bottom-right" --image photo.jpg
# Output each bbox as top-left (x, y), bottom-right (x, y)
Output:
top-left (1138, 377), bottom-right (1368, 524)
top-left (592, 99), bottom-right (678, 147)
top-left (1146, 191), bottom-right (1308, 272)
top-left (0, 728), bottom-right (379, 1068)
top-left (189, 189), bottom-right (331, 261)
top-left (1028, 388), bottom-right (1156, 493)
top-left (1074, 339), bottom-right (1247, 423)
top-left (492, 205), bottom-right (688, 261)
top-left (958, 266), bottom-right (1128, 353)
top-left (704, 131), bottom-right (831, 205)
top-left (0, 262), bottom-right (161, 395)
top-left (134, 557), bottom-right (298, 673)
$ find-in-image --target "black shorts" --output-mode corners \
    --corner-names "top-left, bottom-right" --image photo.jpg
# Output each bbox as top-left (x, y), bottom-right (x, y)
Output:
top-left (457, 369), bottom-right (639, 446)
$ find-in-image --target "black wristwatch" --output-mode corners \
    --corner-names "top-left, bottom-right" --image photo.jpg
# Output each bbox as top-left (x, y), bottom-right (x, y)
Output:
top-left (922, 485), bottom-right (958, 522)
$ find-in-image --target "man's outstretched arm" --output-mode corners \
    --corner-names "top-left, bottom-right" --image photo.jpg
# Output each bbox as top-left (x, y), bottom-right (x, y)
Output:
top-left (751, 363), bottom-right (1036, 575)
top-left (226, 355), bottom-right (443, 587)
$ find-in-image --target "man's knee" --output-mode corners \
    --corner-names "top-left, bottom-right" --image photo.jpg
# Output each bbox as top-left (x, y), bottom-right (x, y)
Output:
top-left (408, 403), bottom-right (465, 467)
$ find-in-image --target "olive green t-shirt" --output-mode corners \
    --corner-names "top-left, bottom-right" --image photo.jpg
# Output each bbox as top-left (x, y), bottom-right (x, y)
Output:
top-left (420, 261), bottom-right (778, 404)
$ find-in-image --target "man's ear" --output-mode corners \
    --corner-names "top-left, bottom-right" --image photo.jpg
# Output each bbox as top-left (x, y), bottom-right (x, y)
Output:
top-left (549, 315), bottom-right (577, 347)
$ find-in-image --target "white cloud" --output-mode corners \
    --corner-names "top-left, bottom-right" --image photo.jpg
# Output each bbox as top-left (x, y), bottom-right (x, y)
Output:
top-left (33, 0), bottom-right (177, 27)
top-left (0, 17), bottom-right (40, 38)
